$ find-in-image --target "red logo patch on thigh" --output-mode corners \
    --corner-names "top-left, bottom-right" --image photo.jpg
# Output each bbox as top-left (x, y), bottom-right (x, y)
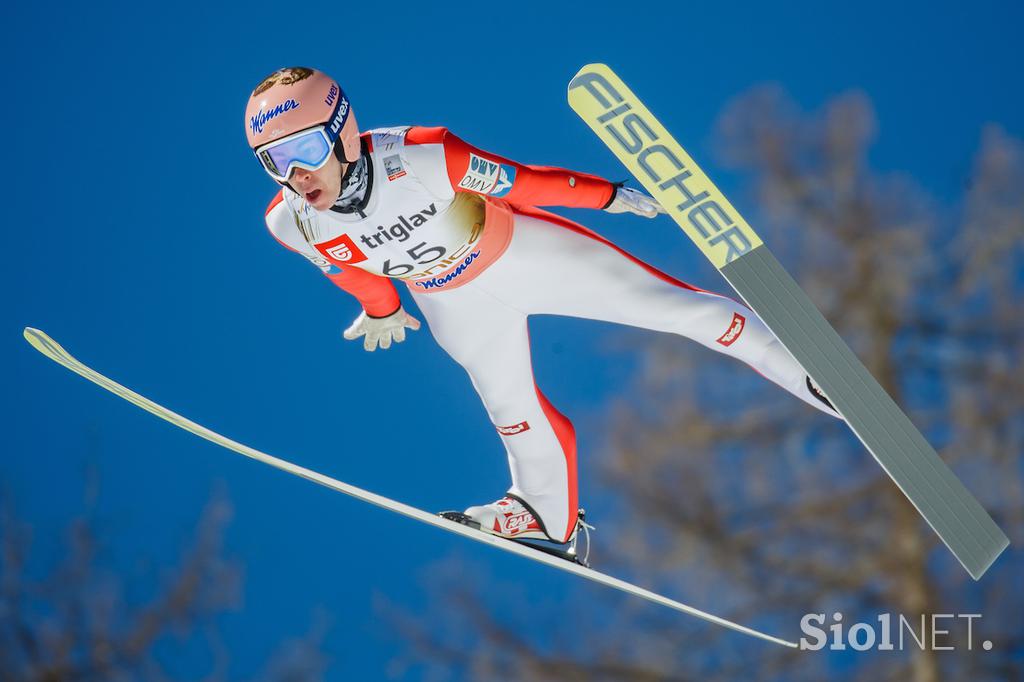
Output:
top-left (496, 421), bottom-right (531, 436)
top-left (716, 313), bottom-right (746, 346)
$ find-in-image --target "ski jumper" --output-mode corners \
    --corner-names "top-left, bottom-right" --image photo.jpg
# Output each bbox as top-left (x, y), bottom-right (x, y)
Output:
top-left (263, 126), bottom-right (835, 543)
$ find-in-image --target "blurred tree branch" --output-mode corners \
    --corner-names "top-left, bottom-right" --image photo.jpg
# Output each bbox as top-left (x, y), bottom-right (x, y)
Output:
top-left (0, 479), bottom-right (330, 682)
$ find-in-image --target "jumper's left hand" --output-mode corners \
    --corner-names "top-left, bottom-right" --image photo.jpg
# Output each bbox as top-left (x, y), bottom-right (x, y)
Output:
top-left (343, 307), bottom-right (421, 352)
top-left (603, 186), bottom-right (666, 218)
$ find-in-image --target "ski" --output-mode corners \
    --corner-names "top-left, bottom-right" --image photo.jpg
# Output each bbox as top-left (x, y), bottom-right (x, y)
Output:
top-left (567, 64), bottom-right (1009, 580)
top-left (23, 327), bottom-right (797, 648)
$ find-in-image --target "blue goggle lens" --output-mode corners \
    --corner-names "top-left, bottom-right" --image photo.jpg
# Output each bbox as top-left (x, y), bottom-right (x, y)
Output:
top-left (258, 129), bottom-right (333, 180)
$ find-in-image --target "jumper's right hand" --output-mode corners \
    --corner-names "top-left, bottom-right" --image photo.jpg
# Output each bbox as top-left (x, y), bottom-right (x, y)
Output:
top-left (343, 307), bottom-right (421, 352)
top-left (604, 186), bottom-right (666, 218)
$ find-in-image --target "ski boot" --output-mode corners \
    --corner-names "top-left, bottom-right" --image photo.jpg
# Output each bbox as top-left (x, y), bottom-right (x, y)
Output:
top-left (440, 495), bottom-right (594, 567)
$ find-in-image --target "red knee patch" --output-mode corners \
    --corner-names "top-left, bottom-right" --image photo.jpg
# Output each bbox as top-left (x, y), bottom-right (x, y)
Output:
top-left (496, 421), bottom-right (531, 436)
top-left (716, 312), bottom-right (746, 346)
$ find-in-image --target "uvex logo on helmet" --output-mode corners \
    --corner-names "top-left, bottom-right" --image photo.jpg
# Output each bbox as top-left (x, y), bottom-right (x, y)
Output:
top-left (249, 99), bottom-right (300, 136)
top-left (329, 96), bottom-right (350, 136)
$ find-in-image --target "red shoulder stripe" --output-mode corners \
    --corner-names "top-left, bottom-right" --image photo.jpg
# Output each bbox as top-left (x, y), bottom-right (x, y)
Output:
top-left (265, 189), bottom-right (285, 216)
top-left (404, 126), bottom-right (448, 146)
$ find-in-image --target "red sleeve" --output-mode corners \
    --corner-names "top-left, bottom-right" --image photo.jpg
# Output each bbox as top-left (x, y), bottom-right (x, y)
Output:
top-left (407, 126), bottom-right (616, 209)
top-left (264, 191), bottom-right (400, 318)
top-left (324, 268), bottom-right (401, 318)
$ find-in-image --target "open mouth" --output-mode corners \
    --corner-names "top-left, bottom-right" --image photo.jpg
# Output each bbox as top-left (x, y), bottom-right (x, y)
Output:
top-left (305, 189), bottom-right (322, 203)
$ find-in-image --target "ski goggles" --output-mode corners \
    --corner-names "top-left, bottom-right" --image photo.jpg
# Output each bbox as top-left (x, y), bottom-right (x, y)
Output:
top-left (253, 126), bottom-right (336, 181)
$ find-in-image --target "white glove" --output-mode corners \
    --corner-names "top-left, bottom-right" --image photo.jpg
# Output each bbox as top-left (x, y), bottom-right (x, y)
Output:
top-left (603, 186), bottom-right (666, 218)
top-left (343, 307), bottom-right (421, 352)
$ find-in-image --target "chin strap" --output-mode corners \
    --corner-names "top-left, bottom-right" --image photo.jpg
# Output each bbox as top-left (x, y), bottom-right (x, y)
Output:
top-left (334, 133), bottom-right (363, 165)
top-left (331, 139), bottom-right (372, 215)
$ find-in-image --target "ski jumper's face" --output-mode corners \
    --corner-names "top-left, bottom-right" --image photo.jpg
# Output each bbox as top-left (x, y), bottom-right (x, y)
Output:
top-left (289, 152), bottom-right (346, 211)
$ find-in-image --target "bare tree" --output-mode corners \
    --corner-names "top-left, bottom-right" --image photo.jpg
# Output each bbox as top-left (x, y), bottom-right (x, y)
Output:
top-left (385, 88), bottom-right (1024, 681)
top-left (0, 477), bottom-right (330, 682)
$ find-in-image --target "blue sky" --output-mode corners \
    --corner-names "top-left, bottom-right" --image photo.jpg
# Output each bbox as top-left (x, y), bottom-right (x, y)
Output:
top-left (4, 0), bottom-right (1022, 678)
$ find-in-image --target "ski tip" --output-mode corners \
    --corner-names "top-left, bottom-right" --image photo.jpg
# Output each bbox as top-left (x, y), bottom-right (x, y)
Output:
top-left (23, 327), bottom-right (69, 362)
top-left (567, 63), bottom-right (613, 95)
top-left (23, 326), bottom-right (46, 349)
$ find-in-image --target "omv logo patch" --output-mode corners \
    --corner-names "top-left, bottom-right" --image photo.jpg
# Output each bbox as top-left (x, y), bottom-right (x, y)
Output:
top-left (457, 153), bottom-right (517, 197)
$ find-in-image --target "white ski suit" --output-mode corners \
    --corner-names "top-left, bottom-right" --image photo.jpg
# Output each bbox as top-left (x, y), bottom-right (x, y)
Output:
top-left (263, 126), bottom-right (836, 543)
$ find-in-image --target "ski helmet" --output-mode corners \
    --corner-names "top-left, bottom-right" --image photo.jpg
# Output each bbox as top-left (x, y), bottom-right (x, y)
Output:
top-left (244, 67), bottom-right (361, 182)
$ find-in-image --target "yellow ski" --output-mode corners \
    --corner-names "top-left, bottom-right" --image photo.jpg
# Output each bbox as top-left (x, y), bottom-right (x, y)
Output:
top-left (23, 327), bottom-right (798, 647)
top-left (568, 63), bottom-right (1008, 580)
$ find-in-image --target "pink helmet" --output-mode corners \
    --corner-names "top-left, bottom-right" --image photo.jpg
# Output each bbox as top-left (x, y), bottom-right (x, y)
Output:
top-left (244, 67), bottom-right (361, 164)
